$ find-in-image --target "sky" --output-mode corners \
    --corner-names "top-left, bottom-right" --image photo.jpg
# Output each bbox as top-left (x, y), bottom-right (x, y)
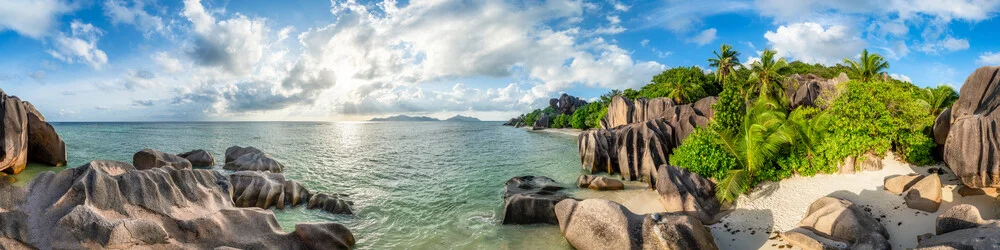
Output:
top-left (1, 0), bottom-right (999, 122)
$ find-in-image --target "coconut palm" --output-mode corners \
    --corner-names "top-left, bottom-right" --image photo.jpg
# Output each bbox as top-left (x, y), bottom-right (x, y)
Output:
top-left (709, 44), bottom-right (741, 84)
top-left (787, 107), bottom-right (827, 168)
top-left (917, 85), bottom-right (959, 116)
top-left (747, 49), bottom-right (789, 102)
top-left (664, 76), bottom-right (705, 104)
top-left (843, 49), bottom-right (889, 83)
top-left (712, 99), bottom-right (798, 203)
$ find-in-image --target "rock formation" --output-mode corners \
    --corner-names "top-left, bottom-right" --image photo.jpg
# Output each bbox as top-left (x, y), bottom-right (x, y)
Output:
top-left (784, 73), bottom-right (849, 109)
top-left (837, 152), bottom-right (883, 174)
top-left (178, 149), bottom-right (215, 167)
top-left (577, 129), bottom-right (615, 174)
top-left (230, 171), bottom-right (353, 214)
top-left (932, 108), bottom-right (951, 146)
top-left (24, 103), bottom-right (66, 167)
top-left (576, 175), bottom-right (624, 190)
top-left (225, 146), bottom-right (263, 164)
top-left (614, 119), bottom-right (675, 184)
top-left (655, 165), bottom-right (721, 225)
top-left (554, 199), bottom-right (717, 250)
top-left (224, 152), bottom-right (284, 172)
top-left (549, 93), bottom-right (588, 115)
top-left (943, 66), bottom-right (1000, 189)
top-left (902, 174), bottom-right (942, 212)
top-left (532, 113), bottom-right (550, 130)
top-left (133, 149), bottom-right (193, 170)
top-left (0, 88), bottom-right (68, 174)
top-left (0, 160), bottom-right (355, 249)
top-left (782, 197), bottom-right (890, 250)
top-left (915, 204), bottom-right (1000, 249)
top-left (501, 176), bottom-right (571, 225)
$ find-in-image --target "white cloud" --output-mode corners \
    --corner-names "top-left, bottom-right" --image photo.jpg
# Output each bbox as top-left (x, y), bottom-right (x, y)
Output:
top-left (687, 28), bottom-right (717, 46)
top-left (0, 0), bottom-right (74, 39)
top-left (29, 70), bottom-right (46, 81)
top-left (644, 0), bottom-right (753, 33)
top-left (917, 36), bottom-right (970, 53)
top-left (892, 0), bottom-right (1000, 21)
top-left (103, 0), bottom-right (169, 38)
top-left (608, 0), bottom-right (630, 11)
top-left (764, 22), bottom-right (865, 65)
top-left (878, 40), bottom-right (910, 60)
top-left (46, 21), bottom-right (109, 69)
top-left (889, 73), bottom-right (911, 83)
top-left (182, 0), bottom-right (269, 76)
top-left (978, 52), bottom-right (1000, 65)
top-left (152, 52), bottom-right (183, 73)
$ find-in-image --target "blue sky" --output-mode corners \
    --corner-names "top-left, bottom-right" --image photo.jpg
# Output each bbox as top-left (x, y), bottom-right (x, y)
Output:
top-left (1, 0), bottom-right (998, 121)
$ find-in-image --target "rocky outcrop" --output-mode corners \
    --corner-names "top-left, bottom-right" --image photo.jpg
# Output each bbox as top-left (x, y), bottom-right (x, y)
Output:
top-left (837, 152), bottom-right (883, 174)
top-left (225, 146), bottom-right (263, 164)
top-left (0, 160), bottom-right (355, 249)
top-left (943, 66), bottom-right (1000, 189)
top-left (577, 175), bottom-right (624, 190)
top-left (532, 113), bottom-right (550, 130)
top-left (933, 108), bottom-right (951, 146)
top-left (178, 149), bottom-right (215, 167)
top-left (501, 176), bottom-right (571, 225)
top-left (549, 93), bottom-right (588, 115)
top-left (785, 73), bottom-right (849, 109)
top-left (789, 80), bottom-right (821, 109)
top-left (0, 91), bottom-right (28, 174)
top-left (578, 129), bottom-right (616, 174)
top-left (782, 197), bottom-right (890, 250)
top-left (614, 119), bottom-right (674, 184)
top-left (915, 205), bottom-right (1000, 249)
top-left (903, 174), bottom-right (942, 212)
top-left (24, 103), bottom-right (66, 167)
top-left (603, 96), bottom-right (715, 133)
top-left (883, 174), bottom-right (923, 195)
top-left (655, 165), bottom-right (721, 225)
top-left (230, 171), bottom-right (353, 214)
top-left (133, 148), bottom-right (193, 170)
top-left (224, 152), bottom-right (284, 172)
top-left (554, 199), bottom-right (717, 250)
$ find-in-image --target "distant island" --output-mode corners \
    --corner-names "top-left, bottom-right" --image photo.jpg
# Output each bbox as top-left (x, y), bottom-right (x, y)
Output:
top-left (369, 115), bottom-right (481, 122)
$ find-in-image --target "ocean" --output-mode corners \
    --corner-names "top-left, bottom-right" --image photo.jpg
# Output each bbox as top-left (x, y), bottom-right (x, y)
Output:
top-left (16, 122), bottom-right (589, 249)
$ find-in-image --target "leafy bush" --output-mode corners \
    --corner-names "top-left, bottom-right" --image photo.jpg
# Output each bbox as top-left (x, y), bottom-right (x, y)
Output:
top-left (780, 61), bottom-right (854, 79)
top-left (524, 109), bottom-right (542, 126)
top-left (569, 102), bottom-right (608, 129)
top-left (669, 127), bottom-right (738, 181)
top-left (642, 66), bottom-right (719, 100)
top-left (710, 81), bottom-right (745, 135)
top-left (551, 114), bottom-right (571, 128)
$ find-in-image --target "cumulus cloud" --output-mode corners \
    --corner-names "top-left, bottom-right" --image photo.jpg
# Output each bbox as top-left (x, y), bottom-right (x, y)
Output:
top-left (0, 0), bottom-right (74, 39)
top-left (889, 73), bottom-right (911, 83)
top-left (46, 21), bottom-right (109, 69)
top-left (152, 52), bottom-right (183, 73)
top-left (103, 0), bottom-right (169, 38)
top-left (918, 36), bottom-right (970, 53)
top-left (978, 52), bottom-right (1000, 66)
top-left (687, 28), bottom-right (717, 46)
top-left (643, 0), bottom-right (753, 33)
top-left (182, 0), bottom-right (268, 76)
top-left (764, 22), bottom-right (865, 65)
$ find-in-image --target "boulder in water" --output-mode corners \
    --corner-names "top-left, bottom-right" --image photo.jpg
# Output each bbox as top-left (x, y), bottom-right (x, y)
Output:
top-left (944, 66), bottom-right (1000, 188)
top-left (224, 152), bottom-right (284, 172)
top-left (654, 165), bottom-right (721, 224)
top-left (501, 176), bottom-right (571, 225)
top-left (554, 199), bottom-right (717, 250)
top-left (225, 146), bottom-right (263, 164)
top-left (782, 197), bottom-right (890, 250)
top-left (23, 101), bottom-right (66, 167)
top-left (178, 149), bottom-right (215, 167)
top-left (133, 148), bottom-right (193, 170)
top-left (0, 91), bottom-right (28, 175)
top-left (230, 171), bottom-right (353, 214)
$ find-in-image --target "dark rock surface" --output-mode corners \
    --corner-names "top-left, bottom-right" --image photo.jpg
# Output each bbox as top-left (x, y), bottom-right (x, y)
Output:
top-left (224, 152), bottom-right (284, 172)
top-left (549, 93), bottom-right (588, 115)
top-left (554, 199), bottom-right (717, 250)
top-left (782, 197), bottom-right (890, 250)
top-left (943, 66), bottom-right (1000, 188)
top-left (501, 176), bottom-right (571, 225)
top-left (0, 90), bottom-right (28, 174)
top-left (224, 146), bottom-right (263, 164)
top-left (933, 108), bottom-right (951, 146)
top-left (24, 102), bottom-right (66, 167)
top-left (230, 171), bottom-right (353, 214)
top-left (578, 129), bottom-right (616, 174)
top-left (133, 148), bottom-right (193, 170)
top-left (614, 119), bottom-right (674, 184)
top-left (916, 204), bottom-right (1000, 249)
top-left (178, 149), bottom-right (215, 167)
top-left (576, 175), bottom-right (624, 190)
top-left (655, 165), bottom-right (721, 224)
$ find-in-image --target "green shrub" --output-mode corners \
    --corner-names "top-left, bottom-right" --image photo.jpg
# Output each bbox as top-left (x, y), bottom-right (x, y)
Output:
top-left (551, 114), bottom-right (571, 128)
top-left (524, 109), bottom-right (542, 126)
top-left (642, 66), bottom-right (719, 100)
top-left (669, 127), bottom-right (738, 181)
top-left (710, 82), bottom-right (745, 135)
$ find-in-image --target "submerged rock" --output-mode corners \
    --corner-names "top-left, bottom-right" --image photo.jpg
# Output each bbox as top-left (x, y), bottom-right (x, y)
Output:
top-left (554, 199), bottom-right (717, 250)
top-left (654, 165), bottom-right (721, 225)
top-left (225, 146), bottom-right (263, 164)
top-left (230, 171), bottom-right (352, 214)
top-left (178, 149), bottom-right (215, 167)
top-left (501, 176), bottom-right (571, 225)
top-left (224, 152), bottom-right (284, 172)
top-left (944, 66), bottom-right (1000, 188)
top-left (916, 204), bottom-right (1000, 249)
top-left (133, 148), bottom-right (193, 170)
top-left (0, 160), bottom-right (355, 249)
top-left (782, 197), bottom-right (890, 250)
top-left (576, 175), bottom-right (624, 191)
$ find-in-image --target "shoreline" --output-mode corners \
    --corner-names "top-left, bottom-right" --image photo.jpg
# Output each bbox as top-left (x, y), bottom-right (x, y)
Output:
top-left (524, 127), bottom-right (585, 137)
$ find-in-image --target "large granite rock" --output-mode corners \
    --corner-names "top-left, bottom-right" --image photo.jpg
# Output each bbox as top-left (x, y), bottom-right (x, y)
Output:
top-left (23, 101), bottom-right (66, 167)
top-left (554, 199), bottom-right (717, 250)
top-left (230, 171), bottom-right (353, 214)
top-left (915, 204), bottom-right (1000, 249)
top-left (782, 197), bottom-right (890, 250)
top-left (577, 129), bottom-right (616, 174)
top-left (883, 174), bottom-right (923, 195)
top-left (501, 176), bottom-right (571, 225)
top-left (933, 108), bottom-right (951, 146)
top-left (532, 113), bottom-right (550, 130)
top-left (944, 66), bottom-right (1000, 188)
top-left (577, 175), bottom-right (624, 191)
top-left (784, 73), bottom-right (849, 109)
top-left (614, 119), bottom-right (674, 184)
top-left (549, 93), bottom-right (588, 115)
top-left (224, 152), bottom-right (284, 172)
top-left (0, 160), bottom-right (355, 249)
top-left (903, 174), bottom-right (942, 212)
top-left (0, 90), bottom-right (27, 175)
top-left (225, 146), bottom-right (263, 164)
top-left (655, 165), bottom-right (721, 224)
top-left (133, 148), bottom-right (193, 170)
top-left (790, 80), bottom-right (821, 109)
top-left (178, 149), bottom-right (215, 167)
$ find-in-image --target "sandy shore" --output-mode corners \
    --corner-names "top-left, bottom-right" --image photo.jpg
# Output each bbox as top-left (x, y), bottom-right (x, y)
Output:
top-left (710, 152), bottom-right (998, 250)
top-left (526, 128), bottom-right (585, 137)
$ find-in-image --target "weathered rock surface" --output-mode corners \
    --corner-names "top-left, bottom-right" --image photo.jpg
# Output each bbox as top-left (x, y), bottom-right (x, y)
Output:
top-left (0, 90), bottom-right (27, 174)
top-left (230, 171), bottom-right (353, 214)
top-left (790, 80), bottom-right (821, 109)
top-left (903, 174), bottom-right (942, 212)
top-left (576, 175), bottom-right (624, 191)
top-left (501, 176), bottom-right (571, 225)
top-left (549, 93), bottom-right (588, 115)
top-left (178, 149), bottom-right (215, 167)
top-left (532, 113), bottom-right (550, 130)
top-left (24, 102), bottom-right (66, 167)
top-left (783, 197), bottom-right (890, 250)
top-left (884, 174), bottom-right (923, 195)
top-left (554, 199), bottom-right (717, 250)
top-left (933, 108), bottom-right (951, 146)
top-left (133, 148), bottom-right (193, 170)
top-left (224, 152), bottom-right (284, 172)
top-left (915, 204), bottom-right (1000, 249)
top-left (614, 119), bottom-right (674, 184)
top-left (0, 160), bottom-right (355, 249)
top-left (578, 129), bottom-right (616, 174)
top-left (943, 66), bottom-right (1000, 188)
top-left (655, 165), bottom-right (721, 225)
top-left (838, 152), bottom-right (883, 174)
top-left (784, 73), bottom-right (849, 109)
top-left (224, 146), bottom-right (263, 164)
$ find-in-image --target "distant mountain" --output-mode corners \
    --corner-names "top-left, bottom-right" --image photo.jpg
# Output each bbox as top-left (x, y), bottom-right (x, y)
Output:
top-left (444, 115), bottom-right (481, 122)
top-left (369, 115), bottom-right (440, 122)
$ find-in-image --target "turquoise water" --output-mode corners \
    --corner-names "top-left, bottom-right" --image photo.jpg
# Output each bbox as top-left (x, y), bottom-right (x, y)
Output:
top-left (23, 122), bottom-right (587, 249)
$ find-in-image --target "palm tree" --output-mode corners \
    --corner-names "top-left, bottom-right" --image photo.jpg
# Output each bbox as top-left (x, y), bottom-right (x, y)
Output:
top-left (709, 44), bottom-right (741, 84)
top-left (787, 107), bottom-right (827, 168)
top-left (917, 85), bottom-right (959, 116)
top-left (712, 99), bottom-right (798, 203)
top-left (843, 49), bottom-right (889, 83)
top-left (664, 76), bottom-right (705, 104)
top-left (748, 49), bottom-right (789, 102)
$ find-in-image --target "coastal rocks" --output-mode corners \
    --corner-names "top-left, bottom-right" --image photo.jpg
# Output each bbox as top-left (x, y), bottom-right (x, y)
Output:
top-left (603, 96), bottom-right (715, 131)
top-left (549, 93), bottom-right (588, 115)
top-left (178, 149), bottom-right (215, 167)
top-left (915, 205), bottom-right (1000, 249)
top-left (943, 66), bottom-right (1000, 189)
top-left (789, 80), bottom-right (821, 109)
top-left (554, 199), bottom-right (717, 250)
top-left (532, 113), bottom-right (550, 130)
top-left (837, 152), bottom-right (882, 174)
top-left (225, 146), bottom-right (263, 164)
top-left (24, 104), bottom-right (66, 167)
top-left (785, 73), bottom-right (849, 109)
top-left (133, 148), bottom-right (193, 170)
top-left (230, 171), bottom-right (353, 214)
top-left (883, 174), bottom-right (923, 195)
top-left (224, 152), bottom-right (284, 172)
top-left (0, 160), bottom-right (355, 249)
top-left (614, 119), bottom-right (674, 184)
top-left (903, 174), bottom-right (942, 212)
top-left (932, 108), bottom-right (951, 146)
top-left (576, 175), bottom-right (624, 190)
top-left (0, 91), bottom-right (28, 174)
top-left (307, 193), bottom-right (354, 214)
top-left (501, 176), bottom-right (571, 225)
top-left (782, 197), bottom-right (890, 250)
top-left (654, 165), bottom-right (721, 224)
top-left (577, 129), bottom-right (616, 174)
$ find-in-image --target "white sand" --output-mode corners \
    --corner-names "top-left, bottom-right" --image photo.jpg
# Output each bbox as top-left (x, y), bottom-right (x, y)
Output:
top-left (526, 128), bottom-right (584, 137)
top-left (711, 152), bottom-right (999, 250)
